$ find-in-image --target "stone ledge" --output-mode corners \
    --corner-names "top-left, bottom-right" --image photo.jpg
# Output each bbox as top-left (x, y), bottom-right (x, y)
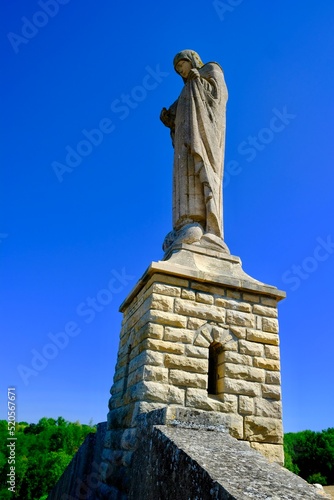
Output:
top-left (120, 248), bottom-right (286, 312)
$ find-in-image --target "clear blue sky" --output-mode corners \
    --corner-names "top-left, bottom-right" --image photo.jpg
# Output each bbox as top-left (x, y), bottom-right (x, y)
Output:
top-left (1, 1), bottom-right (333, 433)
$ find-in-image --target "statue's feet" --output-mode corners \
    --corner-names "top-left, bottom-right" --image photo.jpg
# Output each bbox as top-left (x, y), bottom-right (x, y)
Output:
top-left (163, 224), bottom-right (230, 254)
top-left (162, 223), bottom-right (203, 252)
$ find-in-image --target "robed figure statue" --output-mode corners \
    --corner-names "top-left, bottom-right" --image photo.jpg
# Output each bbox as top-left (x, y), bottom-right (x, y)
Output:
top-left (160, 50), bottom-right (228, 253)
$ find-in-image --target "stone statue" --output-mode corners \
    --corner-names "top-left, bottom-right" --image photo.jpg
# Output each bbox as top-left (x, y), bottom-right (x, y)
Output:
top-left (160, 49), bottom-right (228, 253)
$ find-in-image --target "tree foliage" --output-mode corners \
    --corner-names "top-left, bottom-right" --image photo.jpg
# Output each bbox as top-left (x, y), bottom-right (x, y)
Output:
top-left (0, 417), bottom-right (95, 499)
top-left (284, 428), bottom-right (334, 485)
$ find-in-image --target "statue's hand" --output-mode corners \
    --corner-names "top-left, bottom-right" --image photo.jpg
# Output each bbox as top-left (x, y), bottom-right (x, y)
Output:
top-left (187, 68), bottom-right (200, 80)
top-left (160, 107), bottom-right (172, 127)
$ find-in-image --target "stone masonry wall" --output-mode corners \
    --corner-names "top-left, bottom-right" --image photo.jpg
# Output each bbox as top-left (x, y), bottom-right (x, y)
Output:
top-left (101, 271), bottom-right (284, 492)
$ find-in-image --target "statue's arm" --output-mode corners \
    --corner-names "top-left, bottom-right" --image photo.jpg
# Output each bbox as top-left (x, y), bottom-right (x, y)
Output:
top-left (160, 99), bottom-right (178, 129)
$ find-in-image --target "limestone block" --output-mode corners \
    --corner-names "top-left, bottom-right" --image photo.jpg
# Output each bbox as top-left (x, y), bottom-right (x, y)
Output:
top-left (129, 350), bottom-right (164, 374)
top-left (181, 289), bottom-right (195, 300)
top-left (253, 304), bottom-right (278, 318)
top-left (224, 351), bottom-right (253, 366)
top-left (253, 357), bottom-right (280, 371)
top-left (164, 327), bottom-right (193, 344)
top-left (250, 442), bottom-right (284, 465)
top-left (185, 388), bottom-right (227, 412)
top-left (255, 315), bottom-right (262, 330)
top-left (264, 345), bottom-right (280, 360)
top-left (145, 273), bottom-right (189, 289)
top-left (164, 354), bottom-right (208, 373)
top-left (148, 310), bottom-right (187, 328)
top-left (187, 317), bottom-right (207, 330)
top-left (110, 379), bottom-right (124, 397)
top-left (131, 401), bottom-right (168, 427)
top-left (224, 363), bottom-right (265, 383)
top-left (144, 338), bottom-right (184, 355)
top-left (239, 395), bottom-right (255, 415)
top-left (211, 326), bottom-right (235, 347)
top-left (239, 340), bottom-right (264, 357)
top-left (193, 332), bottom-right (210, 348)
top-left (243, 293), bottom-right (260, 303)
top-left (229, 326), bottom-right (246, 339)
top-left (174, 299), bottom-right (225, 323)
top-left (247, 329), bottom-right (279, 346)
top-left (150, 293), bottom-right (174, 312)
top-left (113, 365), bottom-right (126, 383)
top-left (260, 296), bottom-right (277, 307)
top-left (135, 323), bottom-right (164, 346)
top-left (107, 404), bottom-right (135, 429)
top-left (128, 381), bottom-right (185, 405)
top-left (262, 384), bottom-right (281, 400)
top-left (126, 365), bottom-right (168, 386)
top-left (262, 317), bottom-right (279, 334)
top-left (152, 283), bottom-right (181, 297)
top-left (244, 416), bottom-right (283, 443)
top-left (190, 281), bottom-right (226, 296)
top-left (120, 428), bottom-right (138, 451)
top-left (226, 310), bottom-right (255, 328)
top-left (223, 379), bottom-right (261, 397)
top-left (169, 369), bottom-right (207, 389)
top-left (215, 298), bottom-right (251, 313)
top-left (226, 289), bottom-right (241, 299)
top-left (265, 371), bottom-right (281, 385)
top-left (254, 398), bottom-right (282, 419)
top-left (185, 345), bottom-right (208, 359)
top-left (196, 292), bottom-right (214, 305)
top-left (104, 429), bottom-right (123, 449)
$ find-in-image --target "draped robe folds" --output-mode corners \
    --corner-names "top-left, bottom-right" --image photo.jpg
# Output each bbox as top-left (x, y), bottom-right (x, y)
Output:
top-left (170, 62), bottom-right (228, 239)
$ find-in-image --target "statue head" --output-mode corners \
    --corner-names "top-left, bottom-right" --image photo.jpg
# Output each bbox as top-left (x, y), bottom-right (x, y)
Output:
top-left (173, 50), bottom-right (204, 81)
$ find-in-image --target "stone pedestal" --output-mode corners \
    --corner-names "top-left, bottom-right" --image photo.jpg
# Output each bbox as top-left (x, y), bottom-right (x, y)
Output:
top-left (100, 244), bottom-right (286, 492)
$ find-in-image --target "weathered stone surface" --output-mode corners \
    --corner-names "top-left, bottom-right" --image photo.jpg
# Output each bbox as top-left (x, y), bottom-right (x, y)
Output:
top-left (262, 384), bottom-right (281, 400)
top-left (224, 363), bottom-right (265, 383)
top-left (128, 381), bottom-right (185, 405)
top-left (185, 344), bottom-right (208, 358)
top-left (181, 289), bottom-right (195, 300)
top-left (215, 297), bottom-right (252, 312)
top-left (152, 283), bottom-right (181, 297)
top-left (250, 442), bottom-right (284, 464)
top-left (247, 329), bottom-right (279, 346)
top-left (254, 398), bottom-right (282, 419)
top-left (149, 310), bottom-right (187, 328)
top-left (150, 293), bottom-right (174, 312)
top-left (187, 317), bottom-right (207, 329)
top-left (254, 357), bottom-right (280, 371)
top-left (130, 424), bottom-right (327, 500)
top-left (224, 351), bottom-right (253, 366)
top-left (239, 339), bottom-right (264, 356)
top-left (239, 395), bottom-right (254, 415)
top-left (261, 296), bottom-right (277, 307)
top-left (265, 371), bottom-right (281, 385)
top-left (253, 304), bottom-right (278, 317)
top-left (229, 325), bottom-right (246, 339)
top-left (129, 350), bottom-right (164, 373)
top-left (169, 369), bottom-right (207, 389)
top-left (226, 310), bottom-right (255, 327)
top-left (226, 289), bottom-right (241, 299)
top-left (264, 344), bottom-right (280, 360)
top-left (175, 298), bottom-right (225, 322)
top-left (164, 326), bottom-right (193, 343)
top-left (196, 292), bottom-right (214, 304)
top-left (262, 317), bottom-right (279, 333)
top-left (164, 354), bottom-right (208, 373)
top-left (244, 416), bottom-right (283, 443)
top-left (144, 338), bottom-right (184, 355)
top-left (223, 379), bottom-right (261, 397)
top-left (243, 292), bottom-right (260, 303)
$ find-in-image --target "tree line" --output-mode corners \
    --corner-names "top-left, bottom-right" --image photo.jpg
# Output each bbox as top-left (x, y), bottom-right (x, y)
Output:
top-left (0, 417), bottom-right (95, 500)
top-left (284, 428), bottom-right (334, 485)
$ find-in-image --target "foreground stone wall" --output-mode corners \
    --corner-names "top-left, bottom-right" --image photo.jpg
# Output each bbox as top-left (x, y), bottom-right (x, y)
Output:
top-left (101, 257), bottom-right (285, 491)
top-left (130, 419), bottom-right (330, 500)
